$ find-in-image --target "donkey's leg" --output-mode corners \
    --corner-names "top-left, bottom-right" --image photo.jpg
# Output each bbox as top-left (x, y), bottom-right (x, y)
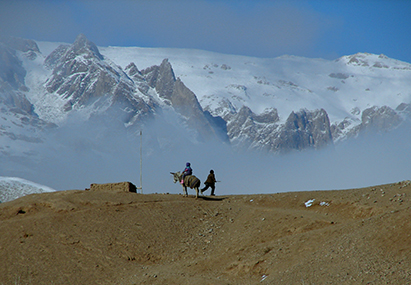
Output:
top-left (195, 187), bottom-right (199, 199)
top-left (183, 186), bottom-right (188, 197)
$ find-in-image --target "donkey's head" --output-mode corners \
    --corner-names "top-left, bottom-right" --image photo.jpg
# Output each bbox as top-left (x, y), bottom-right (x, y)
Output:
top-left (170, 171), bottom-right (182, 183)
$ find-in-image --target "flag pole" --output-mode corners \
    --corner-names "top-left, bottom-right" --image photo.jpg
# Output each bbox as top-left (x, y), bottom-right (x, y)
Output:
top-left (137, 130), bottom-right (143, 193)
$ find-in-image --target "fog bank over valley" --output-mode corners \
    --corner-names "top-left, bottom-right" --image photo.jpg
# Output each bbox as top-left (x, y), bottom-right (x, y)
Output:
top-left (1, 113), bottom-right (409, 195)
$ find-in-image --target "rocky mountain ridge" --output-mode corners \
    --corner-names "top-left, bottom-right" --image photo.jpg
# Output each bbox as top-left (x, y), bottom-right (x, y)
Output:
top-left (0, 34), bottom-right (410, 157)
top-left (0, 37), bottom-right (54, 156)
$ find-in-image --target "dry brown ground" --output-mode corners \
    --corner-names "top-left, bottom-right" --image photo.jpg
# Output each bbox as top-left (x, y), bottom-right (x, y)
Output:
top-left (1, 181), bottom-right (411, 284)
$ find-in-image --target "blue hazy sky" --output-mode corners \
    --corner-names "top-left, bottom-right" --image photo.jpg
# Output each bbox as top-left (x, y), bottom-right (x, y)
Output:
top-left (1, 0), bottom-right (410, 62)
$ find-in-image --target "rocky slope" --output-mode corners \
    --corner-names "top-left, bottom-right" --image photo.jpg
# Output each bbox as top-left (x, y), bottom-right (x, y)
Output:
top-left (0, 37), bottom-right (55, 157)
top-left (42, 34), bottom-right (219, 141)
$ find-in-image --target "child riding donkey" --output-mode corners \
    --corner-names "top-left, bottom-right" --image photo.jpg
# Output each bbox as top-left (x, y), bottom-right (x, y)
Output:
top-left (181, 162), bottom-right (192, 184)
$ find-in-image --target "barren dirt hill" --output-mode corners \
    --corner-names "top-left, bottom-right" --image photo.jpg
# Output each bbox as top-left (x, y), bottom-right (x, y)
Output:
top-left (1, 181), bottom-right (411, 284)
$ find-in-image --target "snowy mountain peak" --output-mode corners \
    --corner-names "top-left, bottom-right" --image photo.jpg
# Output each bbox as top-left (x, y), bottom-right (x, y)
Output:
top-left (336, 52), bottom-right (411, 70)
top-left (43, 35), bottom-right (137, 117)
top-left (0, 36), bottom-right (40, 54)
top-left (45, 34), bottom-right (105, 72)
top-left (72, 33), bottom-right (103, 60)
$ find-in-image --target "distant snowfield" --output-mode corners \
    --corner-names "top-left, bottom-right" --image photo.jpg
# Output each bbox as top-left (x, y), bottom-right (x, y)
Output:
top-left (0, 177), bottom-right (56, 203)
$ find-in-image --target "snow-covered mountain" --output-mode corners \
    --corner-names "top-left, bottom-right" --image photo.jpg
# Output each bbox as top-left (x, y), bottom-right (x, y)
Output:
top-left (101, 47), bottom-right (411, 123)
top-left (0, 177), bottom-right (56, 203)
top-left (100, 45), bottom-right (411, 150)
top-left (1, 34), bottom-right (411, 156)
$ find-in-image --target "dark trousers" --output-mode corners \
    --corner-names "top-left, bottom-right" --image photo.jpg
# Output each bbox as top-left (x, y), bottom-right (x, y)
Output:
top-left (201, 183), bottom-right (215, 195)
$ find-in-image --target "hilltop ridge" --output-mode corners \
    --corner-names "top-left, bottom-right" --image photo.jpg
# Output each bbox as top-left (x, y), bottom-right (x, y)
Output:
top-left (1, 181), bottom-right (411, 284)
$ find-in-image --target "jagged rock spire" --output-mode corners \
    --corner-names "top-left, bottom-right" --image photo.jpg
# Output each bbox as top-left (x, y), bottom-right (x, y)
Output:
top-left (72, 33), bottom-right (103, 60)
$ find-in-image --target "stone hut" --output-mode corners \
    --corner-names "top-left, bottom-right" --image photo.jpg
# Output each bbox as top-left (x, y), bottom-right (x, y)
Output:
top-left (88, 182), bottom-right (137, 193)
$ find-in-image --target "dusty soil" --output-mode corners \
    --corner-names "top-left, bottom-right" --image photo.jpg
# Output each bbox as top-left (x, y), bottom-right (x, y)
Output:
top-left (1, 181), bottom-right (411, 284)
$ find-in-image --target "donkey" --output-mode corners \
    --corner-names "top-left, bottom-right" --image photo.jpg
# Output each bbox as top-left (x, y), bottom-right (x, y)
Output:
top-left (170, 171), bottom-right (201, 198)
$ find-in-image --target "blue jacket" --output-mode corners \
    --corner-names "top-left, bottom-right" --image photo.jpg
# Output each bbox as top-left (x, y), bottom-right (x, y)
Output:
top-left (183, 166), bottom-right (192, 176)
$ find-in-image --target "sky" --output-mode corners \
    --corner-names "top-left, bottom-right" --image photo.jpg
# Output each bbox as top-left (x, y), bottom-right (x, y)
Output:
top-left (1, 0), bottom-right (410, 63)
